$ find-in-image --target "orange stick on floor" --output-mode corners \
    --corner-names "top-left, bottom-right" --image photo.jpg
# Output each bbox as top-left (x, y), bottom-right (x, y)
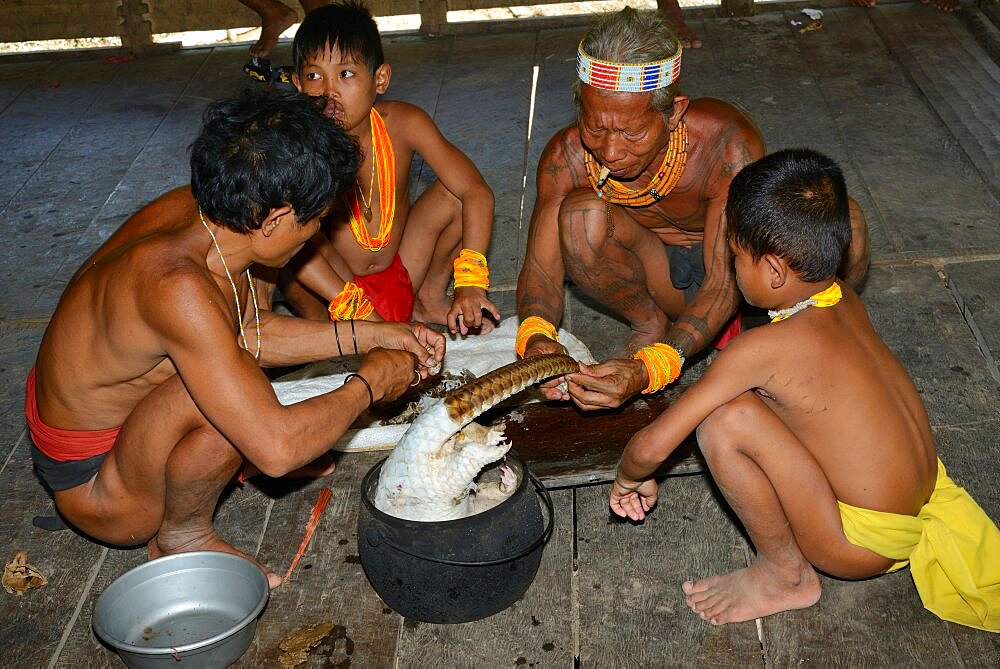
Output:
top-left (282, 486), bottom-right (333, 584)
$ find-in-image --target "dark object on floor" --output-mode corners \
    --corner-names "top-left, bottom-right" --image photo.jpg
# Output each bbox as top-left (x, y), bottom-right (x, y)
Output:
top-left (243, 56), bottom-right (273, 82)
top-left (32, 514), bottom-right (69, 532)
top-left (243, 58), bottom-right (297, 90)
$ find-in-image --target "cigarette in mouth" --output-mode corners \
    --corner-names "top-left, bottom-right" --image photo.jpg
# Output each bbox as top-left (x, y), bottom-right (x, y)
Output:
top-left (597, 166), bottom-right (611, 187)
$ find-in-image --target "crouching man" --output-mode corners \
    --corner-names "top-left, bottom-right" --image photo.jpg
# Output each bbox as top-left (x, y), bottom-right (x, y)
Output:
top-left (26, 89), bottom-right (444, 587)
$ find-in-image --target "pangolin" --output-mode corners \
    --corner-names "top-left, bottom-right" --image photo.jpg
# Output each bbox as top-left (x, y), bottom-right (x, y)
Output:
top-left (373, 353), bottom-right (578, 521)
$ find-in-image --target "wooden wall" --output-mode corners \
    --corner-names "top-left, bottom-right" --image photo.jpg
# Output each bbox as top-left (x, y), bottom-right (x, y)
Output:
top-left (0, 0), bottom-right (769, 48)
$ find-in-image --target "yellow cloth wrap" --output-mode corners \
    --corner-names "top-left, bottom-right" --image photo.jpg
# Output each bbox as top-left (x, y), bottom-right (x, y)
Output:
top-left (516, 316), bottom-right (559, 358)
top-left (453, 248), bottom-right (490, 289)
top-left (328, 282), bottom-right (374, 321)
top-left (838, 459), bottom-right (1000, 632)
top-left (633, 343), bottom-right (683, 394)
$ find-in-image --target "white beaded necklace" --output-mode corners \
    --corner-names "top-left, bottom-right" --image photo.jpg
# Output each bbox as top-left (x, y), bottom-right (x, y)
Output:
top-left (199, 210), bottom-right (261, 359)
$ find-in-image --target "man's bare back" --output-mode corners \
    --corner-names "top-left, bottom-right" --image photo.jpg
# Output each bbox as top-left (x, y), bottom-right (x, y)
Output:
top-left (38, 189), bottom-right (215, 429)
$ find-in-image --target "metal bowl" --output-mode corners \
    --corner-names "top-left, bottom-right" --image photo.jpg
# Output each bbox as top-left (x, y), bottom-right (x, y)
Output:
top-left (92, 551), bottom-right (269, 668)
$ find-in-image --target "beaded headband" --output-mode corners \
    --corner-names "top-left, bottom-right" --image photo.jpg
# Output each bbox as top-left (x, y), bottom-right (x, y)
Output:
top-left (576, 42), bottom-right (682, 93)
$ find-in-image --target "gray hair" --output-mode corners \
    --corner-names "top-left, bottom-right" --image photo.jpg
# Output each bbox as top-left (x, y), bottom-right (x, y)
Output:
top-left (572, 8), bottom-right (682, 120)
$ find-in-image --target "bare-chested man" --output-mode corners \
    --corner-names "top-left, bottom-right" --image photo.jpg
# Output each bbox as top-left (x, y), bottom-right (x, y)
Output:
top-left (26, 89), bottom-right (444, 587)
top-left (516, 9), bottom-right (869, 409)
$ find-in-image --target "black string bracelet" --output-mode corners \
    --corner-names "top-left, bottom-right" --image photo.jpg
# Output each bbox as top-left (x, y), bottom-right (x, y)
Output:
top-left (333, 320), bottom-right (344, 357)
top-left (350, 318), bottom-right (359, 355)
top-left (345, 373), bottom-right (374, 409)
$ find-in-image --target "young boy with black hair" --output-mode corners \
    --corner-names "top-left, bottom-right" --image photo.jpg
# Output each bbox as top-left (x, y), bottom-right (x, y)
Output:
top-left (609, 149), bottom-right (999, 631)
top-left (283, 1), bottom-right (501, 334)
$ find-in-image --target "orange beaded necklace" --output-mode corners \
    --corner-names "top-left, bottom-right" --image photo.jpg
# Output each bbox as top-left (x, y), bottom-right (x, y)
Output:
top-left (346, 108), bottom-right (396, 252)
top-left (584, 121), bottom-right (688, 207)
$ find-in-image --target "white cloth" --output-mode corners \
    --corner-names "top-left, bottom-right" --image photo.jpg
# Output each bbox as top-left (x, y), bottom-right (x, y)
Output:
top-left (271, 317), bottom-right (595, 452)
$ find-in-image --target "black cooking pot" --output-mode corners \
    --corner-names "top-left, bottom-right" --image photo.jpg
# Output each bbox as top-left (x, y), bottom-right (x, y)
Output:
top-left (357, 451), bottom-right (553, 623)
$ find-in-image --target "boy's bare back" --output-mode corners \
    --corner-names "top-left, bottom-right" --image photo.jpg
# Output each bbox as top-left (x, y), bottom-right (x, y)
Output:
top-left (707, 284), bottom-right (937, 515)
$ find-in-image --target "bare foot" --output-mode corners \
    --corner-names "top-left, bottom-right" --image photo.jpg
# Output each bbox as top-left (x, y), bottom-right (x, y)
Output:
top-left (249, 3), bottom-right (298, 58)
top-left (657, 0), bottom-right (702, 49)
top-left (411, 293), bottom-right (452, 328)
top-left (241, 452), bottom-right (336, 480)
top-left (921, 0), bottom-right (960, 11)
top-left (681, 561), bottom-right (821, 624)
top-left (149, 531), bottom-right (282, 589)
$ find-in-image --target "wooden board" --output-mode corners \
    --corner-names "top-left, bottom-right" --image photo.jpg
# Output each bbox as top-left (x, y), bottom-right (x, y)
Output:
top-left (491, 385), bottom-right (702, 488)
top-left (944, 259), bottom-right (1000, 382)
top-left (238, 452), bottom-right (401, 667)
top-left (426, 31), bottom-right (538, 288)
top-left (796, 7), bottom-right (1000, 261)
top-left (869, 7), bottom-right (1000, 201)
top-left (575, 477), bottom-right (764, 666)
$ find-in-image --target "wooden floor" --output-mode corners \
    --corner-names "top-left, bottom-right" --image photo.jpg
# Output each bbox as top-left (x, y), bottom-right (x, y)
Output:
top-left (2, 4), bottom-right (999, 667)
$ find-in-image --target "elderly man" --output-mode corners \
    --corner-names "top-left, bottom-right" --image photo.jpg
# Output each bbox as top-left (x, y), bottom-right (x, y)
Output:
top-left (516, 9), bottom-right (868, 409)
top-left (27, 89), bottom-right (444, 587)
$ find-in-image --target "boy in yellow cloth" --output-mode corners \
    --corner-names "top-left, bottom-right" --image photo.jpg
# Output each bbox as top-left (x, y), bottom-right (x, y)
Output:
top-left (610, 148), bottom-right (999, 631)
top-left (280, 1), bottom-right (501, 335)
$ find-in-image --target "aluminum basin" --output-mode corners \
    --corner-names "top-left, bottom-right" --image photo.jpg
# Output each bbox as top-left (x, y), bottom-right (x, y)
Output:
top-left (92, 551), bottom-right (269, 668)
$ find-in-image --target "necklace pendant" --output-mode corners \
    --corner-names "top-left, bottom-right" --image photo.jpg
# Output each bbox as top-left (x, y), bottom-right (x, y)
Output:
top-left (362, 204), bottom-right (372, 222)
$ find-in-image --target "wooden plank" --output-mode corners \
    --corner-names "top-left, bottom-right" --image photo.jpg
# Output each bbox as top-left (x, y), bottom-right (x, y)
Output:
top-left (238, 452), bottom-right (400, 667)
top-left (795, 7), bottom-right (1000, 261)
top-left (0, 58), bottom-right (117, 216)
top-left (381, 35), bottom-right (454, 206)
top-left (1, 48), bottom-right (214, 320)
top-left (0, 436), bottom-right (107, 666)
top-left (575, 476), bottom-right (763, 666)
top-left (763, 570), bottom-right (960, 666)
top-left (944, 259), bottom-right (1000, 381)
top-left (868, 7), bottom-right (1000, 200)
top-left (395, 488), bottom-right (574, 666)
top-left (34, 45), bottom-right (251, 314)
top-left (424, 31), bottom-right (537, 288)
top-left (863, 265), bottom-right (998, 425)
top-left (494, 386), bottom-right (703, 488)
top-left (0, 60), bottom-right (50, 115)
top-left (700, 13), bottom-right (893, 266)
top-left (0, 1), bottom-right (121, 42)
top-left (519, 26), bottom-right (581, 263)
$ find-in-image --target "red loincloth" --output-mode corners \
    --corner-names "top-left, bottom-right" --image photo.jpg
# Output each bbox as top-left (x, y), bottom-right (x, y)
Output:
top-left (355, 253), bottom-right (414, 322)
top-left (24, 368), bottom-right (119, 461)
top-left (713, 313), bottom-right (742, 350)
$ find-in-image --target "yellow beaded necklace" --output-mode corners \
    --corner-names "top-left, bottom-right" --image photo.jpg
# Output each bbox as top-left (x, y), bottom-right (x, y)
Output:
top-left (346, 108), bottom-right (396, 252)
top-left (584, 121), bottom-right (688, 207)
top-left (199, 210), bottom-right (261, 359)
top-left (769, 283), bottom-right (842, 322)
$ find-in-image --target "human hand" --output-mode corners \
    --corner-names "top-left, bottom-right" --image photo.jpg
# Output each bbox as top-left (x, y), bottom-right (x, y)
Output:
top-left (609, 476), bottom-right (659, 521)
top-left (363, 321), bottom-right (444, 375)
top-left (522, 337), bottom-right (572, 400)
top-left (356, 347), bottom-right (420, 404)
top-left (565, 358), bottom-right (647, 410)
top-left (448, 287), bottom-right (501, 335)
